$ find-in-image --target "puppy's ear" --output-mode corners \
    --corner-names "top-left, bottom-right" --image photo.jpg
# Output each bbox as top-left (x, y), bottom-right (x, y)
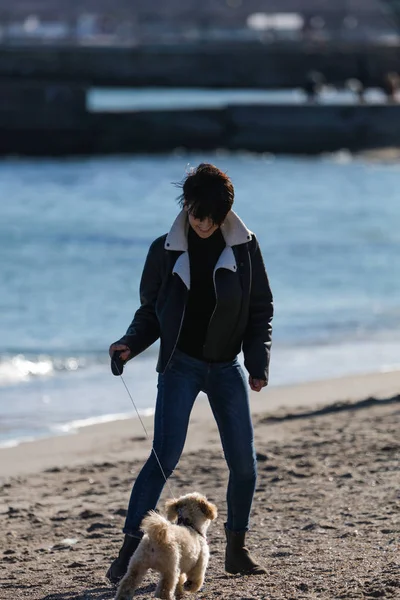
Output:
top-left (199, 499), bottom-right (218, 521)
top-left (165, 499), bottom-right (180, 521)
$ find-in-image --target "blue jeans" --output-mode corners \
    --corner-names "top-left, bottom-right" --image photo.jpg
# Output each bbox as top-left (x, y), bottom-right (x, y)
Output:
top-left (123, 349), bottom-right (257, 536)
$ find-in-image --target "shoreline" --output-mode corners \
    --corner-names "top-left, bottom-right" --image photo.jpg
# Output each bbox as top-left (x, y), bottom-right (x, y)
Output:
top-left (1, 368), bottom-right (399, 482)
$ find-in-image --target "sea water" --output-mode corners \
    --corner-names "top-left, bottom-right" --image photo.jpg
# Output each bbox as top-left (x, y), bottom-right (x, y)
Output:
top-left (1, 150), bottom-right (400, 447)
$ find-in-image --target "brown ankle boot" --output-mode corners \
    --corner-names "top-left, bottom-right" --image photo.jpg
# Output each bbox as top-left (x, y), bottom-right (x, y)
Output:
top-left (225, 526), bottom-right (267, 575)
top-left (106, 534), bottom-right (141, 585)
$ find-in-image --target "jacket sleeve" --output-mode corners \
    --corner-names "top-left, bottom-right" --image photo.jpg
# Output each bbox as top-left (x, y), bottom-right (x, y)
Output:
top-left (117, 239), bottom-right (162, 359)
top-left (242, 235), bottom-right (274, 383)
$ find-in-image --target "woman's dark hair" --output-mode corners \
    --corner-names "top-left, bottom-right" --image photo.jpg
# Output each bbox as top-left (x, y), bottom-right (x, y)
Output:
top-left (177, 163), bottom-right (234, 226)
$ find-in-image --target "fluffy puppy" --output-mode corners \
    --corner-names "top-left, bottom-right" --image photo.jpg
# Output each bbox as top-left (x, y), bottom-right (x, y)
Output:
top-left (114, 492), bottom-right (217, 600)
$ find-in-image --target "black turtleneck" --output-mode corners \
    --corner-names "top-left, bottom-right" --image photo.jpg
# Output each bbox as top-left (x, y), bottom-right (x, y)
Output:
top-left (177, 225), bottom-right (225, 359)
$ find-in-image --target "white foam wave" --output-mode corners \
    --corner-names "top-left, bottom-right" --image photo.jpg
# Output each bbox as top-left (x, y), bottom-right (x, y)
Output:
top-left (51, 408), bottom-right (155, 435)
top-left (0, 354), bottom-right (89, 386)
top-left (0, 436), bottom-right (36, 449)
top-left (0, 409), bottom-right (155, 450)
top-left (0, 355), bottom-right (53, 384)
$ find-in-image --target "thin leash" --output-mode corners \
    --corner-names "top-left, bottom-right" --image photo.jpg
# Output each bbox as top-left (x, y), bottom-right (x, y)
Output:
top-left (112, 359), bottom-right (176, 501)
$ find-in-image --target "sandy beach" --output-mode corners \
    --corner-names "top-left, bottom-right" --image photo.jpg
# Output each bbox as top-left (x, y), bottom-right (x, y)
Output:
top-left (1, 370), bottom-right (399, 600)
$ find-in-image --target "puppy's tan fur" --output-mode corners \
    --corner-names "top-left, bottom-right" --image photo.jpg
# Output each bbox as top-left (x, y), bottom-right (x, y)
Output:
top-left (114, 492), bottom-right (218, 600)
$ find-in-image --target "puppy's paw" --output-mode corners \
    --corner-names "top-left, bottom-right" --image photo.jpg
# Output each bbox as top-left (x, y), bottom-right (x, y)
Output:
top-left (185, 579), bottom-right (202, 593)
top-left (175, 574), bottom-right (186, 598)
top-left (114, 581), bottom-right (134, 600)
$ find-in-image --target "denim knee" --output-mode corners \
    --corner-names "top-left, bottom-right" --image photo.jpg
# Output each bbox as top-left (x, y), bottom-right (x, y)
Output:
top-left (149, 448), bottom-right (178, 479)
top-left (229, 457), bottom-right (257, 482)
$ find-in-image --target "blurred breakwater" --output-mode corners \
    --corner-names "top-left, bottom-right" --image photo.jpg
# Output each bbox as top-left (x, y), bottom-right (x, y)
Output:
top-left (2, 81), bottom-right (400, 155)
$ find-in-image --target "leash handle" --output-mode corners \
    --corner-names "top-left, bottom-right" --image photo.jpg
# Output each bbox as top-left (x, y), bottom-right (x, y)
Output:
top-left (111, 351), bottom-right (125, 376)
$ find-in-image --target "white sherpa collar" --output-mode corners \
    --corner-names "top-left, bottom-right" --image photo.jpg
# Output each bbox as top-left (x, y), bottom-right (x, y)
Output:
top-left (164, 209), bottom-right (252, 252)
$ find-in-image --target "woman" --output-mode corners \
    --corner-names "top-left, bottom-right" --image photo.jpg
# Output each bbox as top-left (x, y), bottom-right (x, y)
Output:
top-left (107, 163), bottom-right (273, 584)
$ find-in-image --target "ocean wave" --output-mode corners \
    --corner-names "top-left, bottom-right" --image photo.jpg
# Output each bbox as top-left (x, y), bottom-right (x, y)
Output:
top-left (0, 408), bottom-right (155, 450)
top-left (50, 410), bottom-right (149, 434)
top-left (0, 435), bottom-right (36, 449)
top-left (0, 354), bottom-right (94, 386)
top-left (0, 346), bottom-right (161, 387)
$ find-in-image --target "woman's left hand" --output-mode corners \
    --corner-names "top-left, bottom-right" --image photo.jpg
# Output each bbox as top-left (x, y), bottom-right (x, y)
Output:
top-left (248, 377), bottom-right (267, 392)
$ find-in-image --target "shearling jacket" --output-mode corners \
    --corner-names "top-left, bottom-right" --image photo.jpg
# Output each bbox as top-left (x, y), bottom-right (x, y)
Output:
top-left (118, 210), bottom-right (274, 382)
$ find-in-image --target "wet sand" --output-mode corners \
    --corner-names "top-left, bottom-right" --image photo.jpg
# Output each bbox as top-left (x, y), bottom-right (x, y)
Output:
top-left (1, 371), bottom-right (399, 599)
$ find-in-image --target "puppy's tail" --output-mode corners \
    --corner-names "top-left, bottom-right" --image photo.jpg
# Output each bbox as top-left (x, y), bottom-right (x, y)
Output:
top-left (141, 511), bottom-right (170, 546)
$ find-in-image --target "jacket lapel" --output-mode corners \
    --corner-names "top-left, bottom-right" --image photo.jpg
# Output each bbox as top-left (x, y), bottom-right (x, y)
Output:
top-left (172, 252), bottom-right (191, 290)
top-left (214, 246), bottom-right (237, 275)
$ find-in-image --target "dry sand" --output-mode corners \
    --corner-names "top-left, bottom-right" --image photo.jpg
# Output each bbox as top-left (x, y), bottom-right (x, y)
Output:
top-left (1, 370), bottom-right (399, 599)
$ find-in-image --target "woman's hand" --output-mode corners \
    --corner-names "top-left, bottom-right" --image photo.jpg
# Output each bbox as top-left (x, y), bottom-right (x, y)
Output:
top-left (109, 343), bottom-right (131, 363)
top-left (248, 376), bottom-right (267, 392)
